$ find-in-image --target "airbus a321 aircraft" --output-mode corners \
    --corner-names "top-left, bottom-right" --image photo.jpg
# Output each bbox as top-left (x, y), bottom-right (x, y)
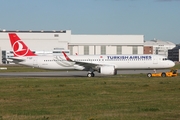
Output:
top-left (7, 33), bottom-right (175, 77)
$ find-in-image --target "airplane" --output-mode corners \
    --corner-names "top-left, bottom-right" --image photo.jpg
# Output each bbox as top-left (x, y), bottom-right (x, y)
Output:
top-left (7, 33), bottom-right (175, 77)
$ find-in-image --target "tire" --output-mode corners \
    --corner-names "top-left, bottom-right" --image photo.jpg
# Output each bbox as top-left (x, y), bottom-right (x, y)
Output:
top-left (161, 72), bottom-right (166, 77)
top-left (114, 69), bottom-right (117, 75)
top-left (87, 73), bottom-right (92, 77)
top-left (87, 73), bottom-right (95, 77)
top-left (92, 73), bottom-right (95, 77)
top-left (147, 73), bottom-right (152, 77)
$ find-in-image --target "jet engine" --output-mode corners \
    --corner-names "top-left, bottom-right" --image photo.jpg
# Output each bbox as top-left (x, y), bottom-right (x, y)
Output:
top-left (98, 66), bottom-right (117, 75)
top-left (74, 65), bottom-right (85, 70)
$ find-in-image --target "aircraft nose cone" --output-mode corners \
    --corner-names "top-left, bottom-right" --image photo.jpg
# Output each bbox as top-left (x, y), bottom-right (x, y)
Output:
top-left (170, 61), bottom-right (175, 67)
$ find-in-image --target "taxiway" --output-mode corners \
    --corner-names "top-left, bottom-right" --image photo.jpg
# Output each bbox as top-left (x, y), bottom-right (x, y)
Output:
top-left (0, 69), bottom-right (172, 77)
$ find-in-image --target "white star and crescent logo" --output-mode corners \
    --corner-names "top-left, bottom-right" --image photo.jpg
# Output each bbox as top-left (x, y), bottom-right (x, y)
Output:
top-left (12, 40), bottom-right (29, 57)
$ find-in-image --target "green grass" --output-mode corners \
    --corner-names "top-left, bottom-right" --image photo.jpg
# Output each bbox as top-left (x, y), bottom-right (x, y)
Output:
top-left (173, 63), bottom-right (180, 69)
top-left (0, 75), bottom-right (180, 120)
top-left (0, 64), bottom-right (179, 120)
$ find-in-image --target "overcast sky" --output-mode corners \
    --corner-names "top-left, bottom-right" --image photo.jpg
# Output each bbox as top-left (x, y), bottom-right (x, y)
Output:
top-left (0, 0), bottom-right (180, 43)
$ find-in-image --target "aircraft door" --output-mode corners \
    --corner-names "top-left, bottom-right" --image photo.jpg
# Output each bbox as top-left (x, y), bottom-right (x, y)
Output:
top-left (33, 57), bottom-right (39, 68)
top-left (153, 55), bottom-right (158, 64)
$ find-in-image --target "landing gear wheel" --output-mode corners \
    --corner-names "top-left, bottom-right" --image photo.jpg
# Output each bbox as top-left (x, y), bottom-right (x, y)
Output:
top-left (87, 73), bottom-right (95, 77)
top-left (92, 73), bottom-right (95, 77)
top-left (147, 73), bottom-right (152, 77)
top-left (161, 72), bottom-right (166, 77)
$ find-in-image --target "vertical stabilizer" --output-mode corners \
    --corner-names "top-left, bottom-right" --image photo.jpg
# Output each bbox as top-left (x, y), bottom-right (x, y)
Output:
top-left (8, 33), bottom-right (37, 57)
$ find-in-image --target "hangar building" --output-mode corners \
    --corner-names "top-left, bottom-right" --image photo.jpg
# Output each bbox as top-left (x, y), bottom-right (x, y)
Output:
top-left (0, 30), bottom-right (144, 64)
top-left (144, 39), bottom-right (176, 57)
top-left (168, 44), bottom-right (180, 62)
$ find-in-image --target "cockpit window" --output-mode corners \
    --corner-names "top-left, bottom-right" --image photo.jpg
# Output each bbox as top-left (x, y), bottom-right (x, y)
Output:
top-left (163, 58), bottom-right (168, 60)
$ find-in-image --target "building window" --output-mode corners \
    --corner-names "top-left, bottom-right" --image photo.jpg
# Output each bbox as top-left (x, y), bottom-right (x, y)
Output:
top-left (101, 46), bottom-right (106, 55)
top-left (133, 46), bottom-right (138, 54)
top-left (84, 46), bottom-right (89, 55)
top-left (117, 46), bottom-right (122, 55)
top-left (54, 34), bottom-right (59, 37)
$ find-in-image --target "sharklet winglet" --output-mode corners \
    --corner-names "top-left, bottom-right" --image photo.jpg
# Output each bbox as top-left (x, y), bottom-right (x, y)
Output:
top-left (62, 51), bottom-right (72, 61)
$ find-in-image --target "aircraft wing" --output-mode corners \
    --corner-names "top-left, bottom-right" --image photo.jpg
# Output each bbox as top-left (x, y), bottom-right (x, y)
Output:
top-left (74, 61), bottom-right (101, 69)
top-left (62, 52), bottom-right (107, 70)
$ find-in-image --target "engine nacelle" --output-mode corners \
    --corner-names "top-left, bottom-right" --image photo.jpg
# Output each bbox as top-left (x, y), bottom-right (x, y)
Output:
top-left (74, 65), bottom-right (85, 70)
top-left (98, 66), bottom-right (117, 75)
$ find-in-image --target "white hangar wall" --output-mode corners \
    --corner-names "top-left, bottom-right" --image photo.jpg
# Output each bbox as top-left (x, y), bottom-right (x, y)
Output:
top-left (0, 30), bottom-right (144, 56)
top-left (0, 30), bottom-right (71, 51)
top-left (70, 35), bottom-right (143, 45)
top-left (69, 35), bottom-right (144, 55)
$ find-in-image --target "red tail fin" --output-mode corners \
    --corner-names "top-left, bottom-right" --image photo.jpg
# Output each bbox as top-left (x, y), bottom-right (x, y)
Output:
top-left (8, 33), bottom-right (36, 57)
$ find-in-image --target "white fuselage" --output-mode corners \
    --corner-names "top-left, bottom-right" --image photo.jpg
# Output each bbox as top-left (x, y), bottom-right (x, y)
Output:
top-left (14, 54), bottom-right (175, 70)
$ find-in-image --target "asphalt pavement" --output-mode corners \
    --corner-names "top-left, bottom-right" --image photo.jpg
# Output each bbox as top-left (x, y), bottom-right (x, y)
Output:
top-left (0, 69), bottom-right (172, 77)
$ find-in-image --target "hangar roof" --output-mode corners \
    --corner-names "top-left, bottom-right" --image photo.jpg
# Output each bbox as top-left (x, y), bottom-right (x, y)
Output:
top-left (0, 30), bottom-right (66, 33)
top-left (144, 40), bottom-right (175, 46)
top-left (171, 44), bottom-right (180, 50)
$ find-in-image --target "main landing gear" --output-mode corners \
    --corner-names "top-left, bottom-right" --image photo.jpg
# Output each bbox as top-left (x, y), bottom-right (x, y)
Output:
top-left (87, 72), bottom-right (95, 77)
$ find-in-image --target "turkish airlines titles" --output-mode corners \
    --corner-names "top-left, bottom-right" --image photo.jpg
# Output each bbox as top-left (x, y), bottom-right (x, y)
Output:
top-left (107, 55), bottom-right (152, 60)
